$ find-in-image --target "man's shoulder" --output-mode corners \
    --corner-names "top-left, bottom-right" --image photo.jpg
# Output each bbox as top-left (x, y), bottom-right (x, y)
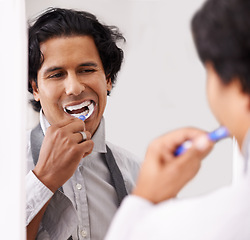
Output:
top-left (106, 141), bottom-right (141, 165)
top-left (106, 141), bottom-right (141, 191)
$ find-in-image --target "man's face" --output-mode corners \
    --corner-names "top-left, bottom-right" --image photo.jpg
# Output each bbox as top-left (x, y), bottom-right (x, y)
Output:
top-left (32, 35), bottom-right (112, 135)
top-left (205, 63), bottom-right (245, 144)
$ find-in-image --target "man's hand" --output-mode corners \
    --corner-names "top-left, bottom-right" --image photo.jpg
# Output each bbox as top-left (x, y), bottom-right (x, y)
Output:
top-left (33, 117), bottom-right (94, 192)
top-left (133, 128), bottom-right (214, 204)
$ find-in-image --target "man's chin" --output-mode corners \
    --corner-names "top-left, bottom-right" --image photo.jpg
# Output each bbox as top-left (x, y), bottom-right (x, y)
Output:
top-left (86, 118), bottom-right (101, 136)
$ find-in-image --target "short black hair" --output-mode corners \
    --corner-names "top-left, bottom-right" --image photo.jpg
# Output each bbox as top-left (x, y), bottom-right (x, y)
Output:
top-left (191, 0), bottom-right (250, 94)
top-left (28, 7), bottom-right (125, 111)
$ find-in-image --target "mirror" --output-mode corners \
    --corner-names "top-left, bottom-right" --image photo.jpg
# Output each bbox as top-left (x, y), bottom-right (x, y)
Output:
top-left (25, 0), bottom-right (233, 197)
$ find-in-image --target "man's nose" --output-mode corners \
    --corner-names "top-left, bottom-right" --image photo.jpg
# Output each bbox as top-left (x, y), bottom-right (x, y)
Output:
top-left (65, 74), bottom-right (85, 96)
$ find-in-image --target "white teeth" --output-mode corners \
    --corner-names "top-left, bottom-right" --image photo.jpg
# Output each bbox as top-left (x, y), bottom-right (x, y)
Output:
top-left (85, 103), bottom-right (94, 119)
top-left (65, 100), bottom-right (91, 111)
top-left (65, 101), bottom-right (96, 120)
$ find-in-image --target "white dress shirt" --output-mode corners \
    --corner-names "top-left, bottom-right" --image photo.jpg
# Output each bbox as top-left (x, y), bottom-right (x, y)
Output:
top-left (26, 112), bottom-right (140, 240)
top-left (105, 130), bottom-right (250, 240)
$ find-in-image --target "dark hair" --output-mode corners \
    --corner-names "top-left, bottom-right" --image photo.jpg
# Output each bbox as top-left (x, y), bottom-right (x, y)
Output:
top-left (28, 7), bottom-right (125, 111)
top-left (191, 0), bottom-right (250, 94)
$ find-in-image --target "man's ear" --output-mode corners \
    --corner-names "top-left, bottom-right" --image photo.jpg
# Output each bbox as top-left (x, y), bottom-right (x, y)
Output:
top-left (31, 80), bottom-right (40, 101)
top-left (106, 77), bottom-right (112, 92)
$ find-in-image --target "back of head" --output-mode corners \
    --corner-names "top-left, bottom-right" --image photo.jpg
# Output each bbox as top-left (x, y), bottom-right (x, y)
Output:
top-left (191, 0), bottom-right (250, 94)
top-left (28, 8), bottom-right (125, 111)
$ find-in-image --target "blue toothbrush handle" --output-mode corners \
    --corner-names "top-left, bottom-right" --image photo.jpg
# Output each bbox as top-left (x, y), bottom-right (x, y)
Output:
top-left (174, 126), bottom-right (229, 156)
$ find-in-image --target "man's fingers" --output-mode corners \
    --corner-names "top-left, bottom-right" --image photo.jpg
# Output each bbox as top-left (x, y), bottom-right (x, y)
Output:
top-left (63, 118), bottom-right (86, 133)
top-left (47, 118), bottom-right (88, 145)
top-left (52, 116), bottom-right (75, 128)
top-left (173, 137), bottom-right (214, 177)
top-left (49, 117), bottom-right (86, 134)
top-left (79, 139), bottom-right (94, 158)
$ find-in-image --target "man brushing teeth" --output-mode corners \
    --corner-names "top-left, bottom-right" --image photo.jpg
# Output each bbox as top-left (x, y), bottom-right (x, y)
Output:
top-left (26, 8), bottom-right (140, 240)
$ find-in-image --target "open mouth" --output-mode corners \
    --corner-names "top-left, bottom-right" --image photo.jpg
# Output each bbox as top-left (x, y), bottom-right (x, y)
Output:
top-left (64, 100), bottom-right (95, 120)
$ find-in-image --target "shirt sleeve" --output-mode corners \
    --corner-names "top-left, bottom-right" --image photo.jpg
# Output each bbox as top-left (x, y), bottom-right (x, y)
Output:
top-left (26, 129), bottom-right (78, 239)
top-left (26, 170), bottom-right (78, 239)
top-left (26, 170), bottom-right (54, 226)
top-left (105, 195), bottom-right (153, 240)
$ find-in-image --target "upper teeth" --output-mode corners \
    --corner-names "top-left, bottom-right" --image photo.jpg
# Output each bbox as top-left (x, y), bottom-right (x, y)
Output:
top-left (65, 100), bottom-right (91, 111)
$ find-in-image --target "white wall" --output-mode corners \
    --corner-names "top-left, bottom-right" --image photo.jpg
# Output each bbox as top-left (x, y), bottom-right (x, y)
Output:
top-left (25, 0), bottom-right (233, 197)
top-left (0, 0), bottom-right (26, 238)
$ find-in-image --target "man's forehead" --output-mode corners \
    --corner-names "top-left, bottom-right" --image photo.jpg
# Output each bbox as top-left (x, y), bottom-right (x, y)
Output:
top-left (40, 35), bottom-right (96, 50)
top-left (38, 36), bottom-right (103, 72)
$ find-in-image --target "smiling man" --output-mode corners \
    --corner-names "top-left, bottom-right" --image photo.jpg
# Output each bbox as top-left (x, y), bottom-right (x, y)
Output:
top-left (26, 8), bottom-right (140, 240)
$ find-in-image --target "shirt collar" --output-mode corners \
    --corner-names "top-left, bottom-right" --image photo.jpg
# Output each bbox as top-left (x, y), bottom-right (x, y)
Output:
top-left (39, 110), bottom-right (50, 135)
top-left (39, 110), bottom-right (107, 153)
top-left (91, 117), bottom-right (107, 153)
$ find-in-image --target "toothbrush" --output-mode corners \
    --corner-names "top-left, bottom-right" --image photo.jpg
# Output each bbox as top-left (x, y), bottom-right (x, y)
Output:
top-left (174, 126), bottom-right (229, 156)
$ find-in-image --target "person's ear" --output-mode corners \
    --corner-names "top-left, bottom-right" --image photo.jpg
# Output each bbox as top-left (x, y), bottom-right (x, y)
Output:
top-left (31, 80), bottom-right (40, 101)
top-left (106, 77), bottom-right (112, 92)
top-left (205, 62), bottom-right (220, 80)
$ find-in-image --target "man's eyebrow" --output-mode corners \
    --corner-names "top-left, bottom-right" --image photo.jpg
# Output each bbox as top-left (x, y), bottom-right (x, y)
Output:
top-left (43, 67), bottom-right (62, 75)
top-left (43, 62), bottom-right (99, 75)
top-left (79, 62), bottom-right (98, 67)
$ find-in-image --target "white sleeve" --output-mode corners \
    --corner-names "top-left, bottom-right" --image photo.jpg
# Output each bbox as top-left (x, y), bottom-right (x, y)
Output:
top-left (105, 195), bottom-right (153, 240)
top-left (26, 170), bottom-right (53, 225)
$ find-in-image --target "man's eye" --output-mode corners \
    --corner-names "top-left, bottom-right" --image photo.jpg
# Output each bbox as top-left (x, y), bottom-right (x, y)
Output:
top-left (79, 69), bottom-right (96, 74)
top-left (48, 72), bottom-right (64, 78)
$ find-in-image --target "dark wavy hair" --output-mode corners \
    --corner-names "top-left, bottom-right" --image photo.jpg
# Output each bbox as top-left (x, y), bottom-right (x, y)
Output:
top-left (28, 7), bottom-right (125, 111)
top-left (191, 0), bottom-right (250, 94)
